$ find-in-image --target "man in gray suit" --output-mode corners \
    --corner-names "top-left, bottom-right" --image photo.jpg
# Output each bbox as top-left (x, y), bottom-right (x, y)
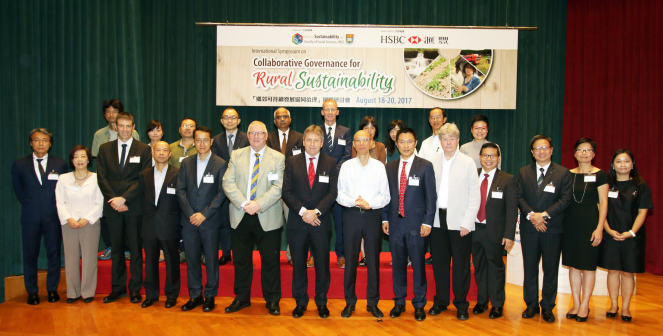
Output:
top-left (222, 121), bottom-right (286, 315)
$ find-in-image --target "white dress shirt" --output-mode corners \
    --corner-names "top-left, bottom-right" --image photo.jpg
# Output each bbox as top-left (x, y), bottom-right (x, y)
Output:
top-left (337, 157), bottom-right (390, 210)
top-left (154, 165), bottom-right (167, 206)
top-left (279, 129), bottom-right (290, 147)
top-left (476, 168), bottom-right (497, 223)
top-left (298, 151), bottom-right (321, 216)
top-left (436, 149), bottom-right (459, 211)
top-left (324, 123), bottom-right (337, 145)
top-left (418, 134), bottom-right (442, 161)
top-left (227, 130), bottom-right (238, 147)
top-left (537, 162), bottom-right (551, 180)
top-left (55, 172), bottom-right (104, 225)
top-left (241, 146), bottom-right (266, 206)
top-left (117, 137), bottom-right (134, 164)
top-left (32, 153), bottom-right (48, 184)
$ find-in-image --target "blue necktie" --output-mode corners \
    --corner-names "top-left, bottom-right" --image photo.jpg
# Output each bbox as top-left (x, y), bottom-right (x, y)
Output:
top-left (119, 144), bottom-right (127, 172)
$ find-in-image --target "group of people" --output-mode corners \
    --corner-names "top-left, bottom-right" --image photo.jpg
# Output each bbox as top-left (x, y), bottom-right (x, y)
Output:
top-left (11, 99), bottom-right (652, 323)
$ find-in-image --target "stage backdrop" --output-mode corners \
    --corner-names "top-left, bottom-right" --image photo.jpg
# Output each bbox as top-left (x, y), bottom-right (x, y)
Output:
top-left (0, 0), bottom-right (568, 302)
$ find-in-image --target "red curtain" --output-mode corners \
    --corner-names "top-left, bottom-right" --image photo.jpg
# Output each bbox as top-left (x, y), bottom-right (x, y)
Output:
top-left (563, 0), bottom-right (663, 274)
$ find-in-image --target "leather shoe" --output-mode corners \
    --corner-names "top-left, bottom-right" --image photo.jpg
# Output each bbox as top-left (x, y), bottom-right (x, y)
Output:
top-left (542, 309), bottom-right (555, 323)
top-left (141, 299), bottom-right (157, 308)
top-left (472, 303), bottom-right (488, 314)
top-left (576, 309), bottom-right (589, 322)
top-left (202, 298), bottom-right (215, 312)
top-left (337, 257), bottom-right (345, 269)
top-left (48, 291), bottom-right (60, 303)
top-left (129, 291), bottom-right (142, 303)
top-left (489, 307), bottom-right (503, 319)
top-left (306, 256), bottom-right (314, 268)
top-left (83, 297), bottom-right (94, 303)
top-left (522, 306), bottom-right (540, 318)
top-left (606, 308), bottom-right (619, 318)
top-left (428, 304), bottom-right (447, 315)
top-left (165, 299), bottom-right (177, 308)
top-left (66, 297), bottom-right (81, 304)
top-left (292, 305), bottom-right (307, 318)
top-left (181, 297), bottom-right (204, 311)
top-left (27, 293), bottom-right (40, 305)
top-left (414, 308), bottom-right (426, 321)
top-left (317, 305), bottom-right (330, 318)
top-left (341, 305), bottom-right (355, 318)
top-left (457, 309), bottom-right (469, 321)
top-left (266, 301), bottom-right (280, 315)
top-left (219, 255), bottom-right (232, 266)
top-left (424, 256), bottom-right (433, 265)
top-left (225, 300), bottom-right (251, 313)
top-left (367, 305), bottom-right (384, 318)
top-left (103, 292), bottom-right (127, 303)
top-left (390, 304), bottom-right (405, 318)
top-left (622, 315), bottom-right (632, 322)
top-left (566, 311), bottom-right (578, 319)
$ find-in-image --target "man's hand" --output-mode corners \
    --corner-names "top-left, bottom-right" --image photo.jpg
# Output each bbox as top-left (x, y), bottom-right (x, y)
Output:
top-left (302, 210), bottom-right (321, 226)
top-left (108, 197), bottom-right (126, 210)
top-left (420, 225), bottom-right (431, 237)
top-left (460, 227), bottom-right (470, 237)
top-left (189, 213), bottom-right (206, 226)
top-left (243, 201), bottom-right (261, 215)
top-left (382, 222), bottom-right (389, 235)
top-left (355, 196), bottom-right (371, 210)
top-left (530, 213), bottom-right (548, 232)
top-left (117, 205), bottom-right (129, 212)
top-left (502, 238), bottom-right (514, 252)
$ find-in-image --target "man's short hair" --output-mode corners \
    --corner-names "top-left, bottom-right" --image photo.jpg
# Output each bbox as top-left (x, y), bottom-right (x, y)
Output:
top-left (102, 99), bottom-right (123, 114)
top-left (303, 125), bottom-right (324, 141)
top-left (29, 128), bottom-right (53, 144)
top-left (530, 135), bottom-right (552, 149)
top-left (438, 122), bottom-right (460, 139)
top-left (429, 107), bottom-right (446, 119)
top-left (274, 108), bottom-right (290, 119)
top-left (470, 114), bottom-right (489, 129)
top-left (181, 117), bottom-right (197, 126)
top-left (396, 127), bottom-right (417, 142)
top-left (222, 107), bottom-right (238, 116)
top-left (322, 99), bottom-right (338, 109)
top-left (247, 120), bottom-right (268, 133)
top-left (194, 126), bottom-right (213, 138)
top-left (480, 142), bottom-right (500, 156)
top-left (116, 112), bottom-right (134, 125)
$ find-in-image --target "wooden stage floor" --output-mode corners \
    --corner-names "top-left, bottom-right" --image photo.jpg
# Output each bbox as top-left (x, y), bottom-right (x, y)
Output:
top-left (1, 272), bottom-right (662, 335)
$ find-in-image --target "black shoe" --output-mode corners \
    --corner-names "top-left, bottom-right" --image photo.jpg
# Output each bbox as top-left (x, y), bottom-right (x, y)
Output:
top-left (358, 257), bottom-right (366, 267)
top-left (129, 291), bottom-right (142, 303)
top-left (472, 303), bottom-right (488, 314)
top-left (103, 292), bottom-right (127, 303)
top-left (390, 304), bottom-right (405, 318)
top-left (414, 308), bottom-right (426, 321)
top-left (522, 306), bottom-right (540, 319)
top-left (317, 305), bottom-right (330, 318)
top-left (606, 308), bottom-right (619, 318)
top-left (367, 305), bottom-right (384, 318)
top-left (219, 255), bottom-right (232, 265)
top-left (428, 304), bottom-right (447, 315)
top-left (542, 309), bottom-right (555, 323)
top-left (424, 256), bottom-right (433, 265)
top-left (489, 307), bottom-right (503, 319)
top-left (292, 305), bottom-right (307, 318)
top-left (47, 291), bottom-right (60, 303)
top-left (27, 293), bottom-right (40, 305)
top-left (83, 297), bottom-right (94, 303)
top-left (165, 299), bottom-right (177, 308)
top-left (341, 305), bottom-right (355, 318)
top-left (181, 297), bottom-right (204, 311)
top-left (266, 301), bottom-right (280, 315)
top-left (66, 297), bottom-right (81, 304)
top-left (201, 252), bottom-right (206, 266)
top-left (225, 300), bottom-right (251, 313)
top-left (621, 315), bottom-right (632, 322)
top-left (202, 298), bottom-right (215, 312)
top-left (566, 311), bottom-right (578, 319)
top-left (576, 309), bottom-right (589, 322)
top-left (141, 299), bottom-right (157, 308)
top-left (457, 309), bottom-right (469, 321)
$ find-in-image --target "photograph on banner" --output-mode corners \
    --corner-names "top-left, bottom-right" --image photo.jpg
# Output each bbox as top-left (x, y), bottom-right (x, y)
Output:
top-left (216, 26), bottom-right (518, 109)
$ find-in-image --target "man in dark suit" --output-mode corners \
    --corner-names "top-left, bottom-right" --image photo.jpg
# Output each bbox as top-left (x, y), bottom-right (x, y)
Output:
top-left (319, 99), bottom-right (352, 268)
top-left (138, 141), bottom-right (182, 309)
top-left (471, 143), bottom-right (517, 319)
top-left (516, 135), bottom-right (572, 323)
top-left (211, 107), bottom-right (249, 265)
top-left (176, 126), bottom-right (228, 312)
top-left (381, 128), bottom-right (436, 322)
top-left (97, 112), bottom-right (152, 304)
top-left (282, 125), bottom-right (338, 319)
top-left (12, 128), bottom-right (68, 305)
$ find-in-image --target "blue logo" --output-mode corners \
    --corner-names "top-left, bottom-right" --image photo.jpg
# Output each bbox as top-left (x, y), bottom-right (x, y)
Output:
top-left (292, 34), bottom-right (303, 45)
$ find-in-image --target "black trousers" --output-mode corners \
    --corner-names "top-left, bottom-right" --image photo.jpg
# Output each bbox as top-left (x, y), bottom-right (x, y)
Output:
top-left (22, 220), bottom-right (61, 293)
top-left (182, 221), bottom-right (220, 298)
top-left (231, 213), bottom-right (282, 302)
top-left (520, 231), bottom-right (563, 310)
top-left (343, 207), bottom-right (382, 306)
top-left (430, 210), bottom-right (472, 311)
top-left (143, 238), bottom-right (180, 300)
top-left (287, 227), bottom-right (331, 307)
top-left (218, 199), bottom-right (232, 257)
top-left (107, 215), bottom-right (143, 293)
top-left (99, 217), bottom-right (111, 248)
top-left (390, 216), bottom-right (428, 308)
top-left (332, 202), bottom-right (345, 258)
top-left (472, 223), bottom-right (506, 307)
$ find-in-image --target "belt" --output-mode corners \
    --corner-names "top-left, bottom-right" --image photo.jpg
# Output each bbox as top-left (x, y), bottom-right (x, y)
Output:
top-left (347, 207), bottom-right (379, 213)
top-left (475, 222), bottom-right (487, 227)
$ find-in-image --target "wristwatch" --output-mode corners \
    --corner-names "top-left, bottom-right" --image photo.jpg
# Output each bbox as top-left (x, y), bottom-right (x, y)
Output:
top-left (315, 209), bottom-right (322, 216)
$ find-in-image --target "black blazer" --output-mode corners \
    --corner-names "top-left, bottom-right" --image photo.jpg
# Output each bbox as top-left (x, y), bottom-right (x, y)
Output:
top-left (211, 130), bottom-right (249, 162)
top-left (139, 165), bottom-right (182, 241)
top-left (97, 139), bottom-right (152, 217)
top-left (282, 153), bottom-right (338, 232)
top-left (382, 156), bottom-right (437, 233)
top-left (266, 129), bottom-right (304, 159)
top-left (176, 153), bottom-right (228, 228)
top-left (320, 124), bottom-right (352, 170)
top-left (516, 162), bottom-right (573, 234)
top-left (479, 168), bottom-right (518, 244)
top-left (11, 154), bottom-right (68, 223)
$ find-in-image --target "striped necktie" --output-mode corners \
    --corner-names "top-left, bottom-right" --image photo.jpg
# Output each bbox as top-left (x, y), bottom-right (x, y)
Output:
top-left (250, 153), bottom-right (260, 200)
top-left (537, 167), bottom-right (545, 190)
top-left (326, 127), bottom-right (333, 152)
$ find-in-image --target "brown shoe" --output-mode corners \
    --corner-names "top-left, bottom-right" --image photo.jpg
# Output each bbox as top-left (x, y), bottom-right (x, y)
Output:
top-left (306, 256), bottom-right (314, 268)
top-left (288, 259), bottom-right (293, 266)
top-left (337, 257), bottom-right (345, 269)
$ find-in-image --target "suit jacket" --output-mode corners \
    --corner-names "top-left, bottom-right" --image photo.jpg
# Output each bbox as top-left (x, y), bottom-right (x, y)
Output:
top-left (479, 168), bottom-right (518, 244)
top-left (516, 162), bottom-right (572, 234)
top-left (282, 153), bottom-right (338, 231)
top-left (176, 153), bottom-right (228, 228)
top-left (211, 130), bottom-right (249, 162)
top-left (97, 139), bottom-right (152, 217)
top-left (320, 124), bottom-right (352, 170)
top-left (266, 129), bottom-right (304, 159)
top-left (222, 146), bottom-right (285, 231)
top-left (12, 154), bottom-right (68, 223)
top-left (382, 156), bottom-right (437, 234)
top-left (352, 141), bottom-right (387, 164)
top-left (431, 151), bottom-right (481, 231)
top-left (139, 165), bottom-right (181, 241)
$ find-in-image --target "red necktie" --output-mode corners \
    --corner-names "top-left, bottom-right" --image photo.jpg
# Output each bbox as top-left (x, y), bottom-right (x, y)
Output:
top-left (308, 158), bottom-right (315, 189)
top-left (399, 161), bottom-right (407, 217)
top-left (477, 174), bottom-right (489, 222)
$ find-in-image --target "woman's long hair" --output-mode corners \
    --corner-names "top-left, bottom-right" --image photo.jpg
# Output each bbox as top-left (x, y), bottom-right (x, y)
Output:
top-left (385, 119), bottom-right (406, 156)
top-left (609, 149), bottom-right (644, 186)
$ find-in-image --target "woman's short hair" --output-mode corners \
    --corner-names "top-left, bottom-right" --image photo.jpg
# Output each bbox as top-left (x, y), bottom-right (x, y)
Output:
top-left (385, 119), bottom-right (406, 156)
top-left (359, 116), bottom-right (379, 139)
top-left (147, 120), bottom-right (163, 138)
top-left (609, 149), bottom-right (644, 186)
top-left (68, 145), bottom-right (92, 168)
top-left (574, 137), bottom-right (596, 152)
top-left (470, 114), bottom-right (489, 129)
top-left (438, 122), bottom-right (460, 139)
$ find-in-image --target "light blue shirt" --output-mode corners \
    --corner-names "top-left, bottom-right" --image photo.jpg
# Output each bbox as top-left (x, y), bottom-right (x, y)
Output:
top-left (196, 153), bottom-right (212, 187)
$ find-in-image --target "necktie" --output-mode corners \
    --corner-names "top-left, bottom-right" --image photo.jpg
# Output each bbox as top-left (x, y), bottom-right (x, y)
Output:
top-left (537, 167), bottom-right (545, 190)
top-left (326, 127), bottom-right (333, 152)
top-left (308, 158), bottom-right (315, 189)
top-left (250, 153), bottom-right (260, 201)
top-left (119, 144), bottom-right (127, 172)
top-left (281, 132), bottom-right (287, 155)
top-left (228, 134), bottom-right (234, 155)
top-left (477, 174), bottom-right (489, 222)
top-left (399, 161), bottom-right (407, 217)
top-left (36, 158), bottom-right (45, 180)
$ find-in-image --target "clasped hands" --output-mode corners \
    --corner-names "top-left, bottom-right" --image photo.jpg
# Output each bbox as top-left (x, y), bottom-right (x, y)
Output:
top-left (242, 200), bottom-right (261, 215)
top-left (67, 218), bottom-right (89, 229)
top-left (606, 229), bottom-right (633, 241)
top-left (355, 196), bottom-right (371, 210)
top-left (108, 197), bottom-right (128, 212)
top-left (302, 210), bottom-right (321, 226)
top-left (529, 212), bottom-right (548, 232)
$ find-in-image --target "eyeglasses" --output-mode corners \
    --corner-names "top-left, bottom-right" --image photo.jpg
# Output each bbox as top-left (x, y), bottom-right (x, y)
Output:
top-left (398, 140), bottom-right (415, 145)
top-left (274, 116), bottom-right (290, 120)
top-left (248, 131), bottom-right (266, 137)
top-left (355, 138), bottom-right (370, 143)
top-left (322, 108), bottom-right (337, 113)
top-left (31, 139), bottom-right (50, 144)
top-left (481, 154), bottom-right (498, 159)
top-left (222, 116), bottom-right (238, 121)
top-left (429, 116), bottom-right (444, 121)
top-left (181, 125), bottom-right (195, 129)
top-left (195, 139), bottom-right (210, 144)
top-left (575, 148), bottom-right (594, 153)
top-left (532, 146), bottom-right (551, 152)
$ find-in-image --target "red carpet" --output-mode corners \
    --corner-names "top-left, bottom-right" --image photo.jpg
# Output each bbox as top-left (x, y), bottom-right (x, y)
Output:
top-left (95, 251), bottom-right (477, 301)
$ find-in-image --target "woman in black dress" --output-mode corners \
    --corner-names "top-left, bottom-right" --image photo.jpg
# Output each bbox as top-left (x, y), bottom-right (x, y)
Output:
top-left (599, 149), bottom-right (653, 322)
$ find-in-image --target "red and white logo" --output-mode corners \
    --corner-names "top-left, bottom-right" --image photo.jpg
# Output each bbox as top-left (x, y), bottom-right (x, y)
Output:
top-left (408, 36), bottom-right (421, 44)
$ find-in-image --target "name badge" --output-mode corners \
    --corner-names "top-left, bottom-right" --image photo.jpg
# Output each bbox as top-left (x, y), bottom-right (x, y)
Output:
top-left (268, 172), bottom-right (279, 181)
top-left (292, 149), bottom-right (301, 155)
top-left (492, 191), bottom-right (503, 199)
top-left (167, 187), bottom-right (176, 194)
top-left (544, 183), bottom-right (555, 193)
top-left (203, 174), bottom-right (214, 183)
top-left (179, 156), bottom-right (186, 162)
top-left (408, 177), bottom-right (419, 186)
top-left (68, 185), bottom-right (79, 191)
top-left (608, 190), bottom-right (619, 198)
top-left (319, 175), bottom-right (329, 183)
top-left (584, 175), bottom-right (596, 182)
top-left (48, 172), bottom-right (59, 180)
top-left (337, 139), bottom-right (346, 146)
top-left (129, 156), bottom-right (140, 163)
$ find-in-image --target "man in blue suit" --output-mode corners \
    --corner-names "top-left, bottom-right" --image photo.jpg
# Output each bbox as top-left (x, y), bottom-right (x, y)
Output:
top-left (12, 128), bottom-right (68, 305)
top-left (382, 128), bottom-right (436, 321)
top-left (319, 99), bottom-right (352, 268)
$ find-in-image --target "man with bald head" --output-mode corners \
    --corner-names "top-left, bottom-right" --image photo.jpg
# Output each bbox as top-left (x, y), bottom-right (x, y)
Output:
top-left (138, 141), bottom-right (182, 308)
top-left (223, 121), bottom-right (286, 315)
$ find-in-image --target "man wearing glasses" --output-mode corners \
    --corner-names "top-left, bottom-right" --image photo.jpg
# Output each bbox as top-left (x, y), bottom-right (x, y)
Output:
top-left (460, 114), bottom-right (502, 169)
top-left (417, 107), bottom-right (447, 161)
top-left (222, 121), bottom-right (285, 315)
top-left (169, 117), bottom-right (197, 168)
top-left (516, 135), bottom-right (572, 323)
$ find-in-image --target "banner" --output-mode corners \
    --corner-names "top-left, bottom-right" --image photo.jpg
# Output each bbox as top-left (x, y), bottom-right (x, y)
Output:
top-left (216, 25), bottom-right (518, 109)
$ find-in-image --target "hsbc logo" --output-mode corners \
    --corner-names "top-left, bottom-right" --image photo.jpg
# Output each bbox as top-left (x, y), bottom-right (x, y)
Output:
top-left (408, 36), bottom-right (421, 44)
top-left (381, 36), bottom-right (405, 44)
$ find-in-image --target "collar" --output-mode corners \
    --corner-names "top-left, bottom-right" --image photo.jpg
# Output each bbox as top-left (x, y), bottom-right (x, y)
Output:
top-left (179, 139), bottom-right (194, 149)
top-left (197, 152), bottom-right (212, 163)
top-left (279, 129), bottom-right (290, 137)
top-left (305, 151), bottom-right (320, 161)
top-left (399, 155), bottom-right (415, 165)
top-left (536, 162), bottom-right (551, 172)
top-left (154, 164), bottom-right (168, 174)
top-left (443, 149), bottom-right (459, 162)
top-left (480, 168), bottom-right (497, 178)
top-left (324, 123), bottom-right (337, 131)
top-left (250, 146), bottom-right (266, 158)
top-left (227, 130), bottom-right (238, 138)
top-left (33, 153), bottom-right (49, 161)
top-left (119, 137), bottom-right (133, 147)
